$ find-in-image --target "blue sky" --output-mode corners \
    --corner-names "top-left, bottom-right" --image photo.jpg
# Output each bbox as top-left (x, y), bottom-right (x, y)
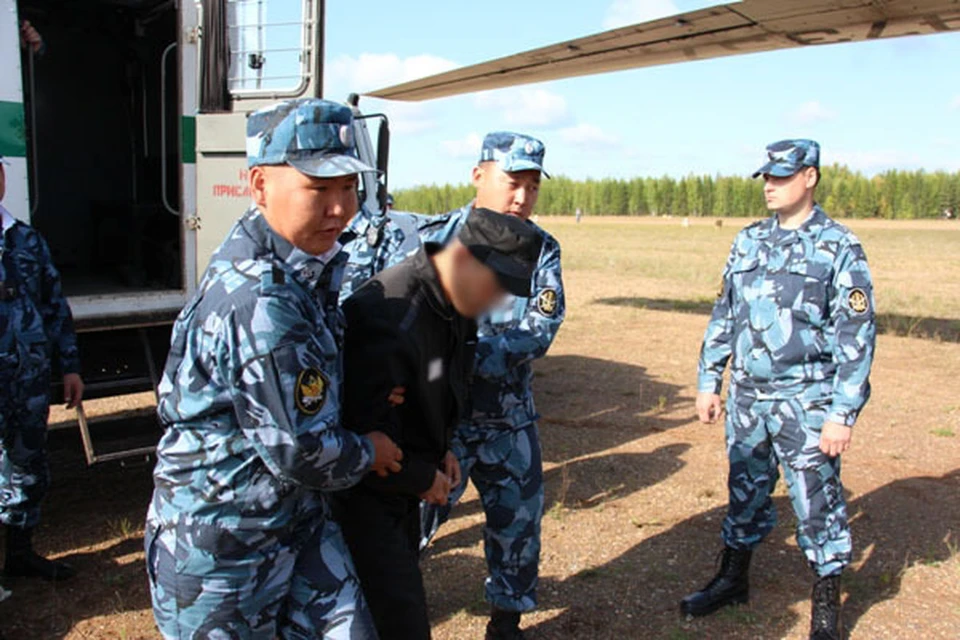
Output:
top-left (322, 0), bottom-right (960, 189)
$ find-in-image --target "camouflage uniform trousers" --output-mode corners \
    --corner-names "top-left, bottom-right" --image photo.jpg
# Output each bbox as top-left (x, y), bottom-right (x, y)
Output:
top-left (722, 386), bottom-right (851, 577)
top-left (146, 515), bottom-right (377, 640)
top-left (423, 422), bottom-right (544, 612)
top-left (0, 345), bottom-right (52, 530)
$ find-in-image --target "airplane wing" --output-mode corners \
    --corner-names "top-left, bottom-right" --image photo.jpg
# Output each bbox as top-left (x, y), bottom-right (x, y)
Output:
top-left (367, 0), bottom-right (960, 101)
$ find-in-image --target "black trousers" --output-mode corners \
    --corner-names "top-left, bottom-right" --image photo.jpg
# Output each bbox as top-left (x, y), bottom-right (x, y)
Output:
top-left (336, 487), bottom-right (431, 640)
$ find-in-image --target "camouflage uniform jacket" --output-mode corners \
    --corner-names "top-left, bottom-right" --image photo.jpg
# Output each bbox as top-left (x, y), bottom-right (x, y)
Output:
top-left (149, 207), bottom-right (374, 542)
top-left (0, 208), bottom-right (79, 375)
top-left (698, 205), bottom-right (876, 427)
top-left (418, 203), bottom-right (565, 430)
top-left (339, 205), bottom-right (421, 303)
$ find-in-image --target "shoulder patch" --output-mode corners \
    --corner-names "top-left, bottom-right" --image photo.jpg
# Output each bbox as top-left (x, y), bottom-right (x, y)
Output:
top-left (537, 288), bottom-right (559, 316)
top-left (847, 288), bottom-right (869, 315)
top-left (295, 368), bottom-right (329, 416)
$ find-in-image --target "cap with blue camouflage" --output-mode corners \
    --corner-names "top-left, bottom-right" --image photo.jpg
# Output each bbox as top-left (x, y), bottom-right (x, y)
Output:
top-left (479, 132), bottom-right (550, 178)
top-left (752, 139), bottom-right (820, 179)
top-left (246, 98), bottom-right (377, 177)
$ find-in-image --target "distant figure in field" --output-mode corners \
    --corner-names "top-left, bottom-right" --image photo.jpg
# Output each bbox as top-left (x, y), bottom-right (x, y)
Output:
top-left (684, 139), bottom-right (876, 640)
top-left (575, 207), bottom-right (583, 224)
top-left (715, 219), bottom-right (724, 228)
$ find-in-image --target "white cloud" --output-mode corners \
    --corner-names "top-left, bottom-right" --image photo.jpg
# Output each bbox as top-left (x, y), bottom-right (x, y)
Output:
top-left (830, 149), bottom-right (923, 171)
top-left (603, 0), bottom-right (681, 30)
top-left (786, 100), bottom-right (838, 125)
top-left (327, 53), bottom-right (458, 94)
top-left (951, 95), bottom-right (960, 110)
top-left (440, 133), bottom-right (484, 159)
top-left (557, 123), bottom-right (620, 148)
top-left (326, 53), bottom-right (459, 135)
top-left (473, 88), bottom-right (573, 129)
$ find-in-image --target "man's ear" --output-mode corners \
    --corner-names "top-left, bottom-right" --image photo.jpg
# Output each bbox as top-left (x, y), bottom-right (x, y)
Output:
top-left (471, 165), bottom-right (485, 189)
top-left (806, 166), bottom-right (820, 189)
top-left (250, 166), bottom-right (268, 207)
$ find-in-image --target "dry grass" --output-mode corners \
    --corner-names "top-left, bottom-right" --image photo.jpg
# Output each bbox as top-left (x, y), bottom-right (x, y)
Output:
top-left (2, 217), bottom-right (958, 639)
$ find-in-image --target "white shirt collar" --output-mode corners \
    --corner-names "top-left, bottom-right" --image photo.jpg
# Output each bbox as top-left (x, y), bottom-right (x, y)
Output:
top-left (0, 204), bottom-right (16, 235)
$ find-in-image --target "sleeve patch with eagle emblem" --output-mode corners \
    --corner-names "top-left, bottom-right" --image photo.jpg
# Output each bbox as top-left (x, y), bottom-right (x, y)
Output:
top-left (536, 288), bottom-right (558, 317)
top-left (295, 368), bottom-right (329, 416)
top-left (847, 288), bottom-right (870, 315)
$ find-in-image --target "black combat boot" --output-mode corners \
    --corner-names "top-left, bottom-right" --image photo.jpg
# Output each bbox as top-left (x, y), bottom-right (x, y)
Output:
top-left (3, 526), bottom-right (76, 581)
top-left (680, 546), bottom-right (752, 617)
top-left (809, 574), bottom-right (842, 640)
top-left (485, 608), bottom-right (524, 640)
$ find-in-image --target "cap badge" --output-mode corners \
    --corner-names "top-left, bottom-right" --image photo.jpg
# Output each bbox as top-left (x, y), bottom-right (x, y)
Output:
top-left (339, 124), bottom-right (354, 148)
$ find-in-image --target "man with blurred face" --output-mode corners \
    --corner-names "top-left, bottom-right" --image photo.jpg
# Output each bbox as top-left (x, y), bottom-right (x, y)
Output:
top-left (337, 208), bottom-right (543, 640)
top-left (417, 132), bottom-right (565, 640)
top-left (145, 99), bottom-right (403, 639)
top-left (683, 140), bottom-right (876, 640)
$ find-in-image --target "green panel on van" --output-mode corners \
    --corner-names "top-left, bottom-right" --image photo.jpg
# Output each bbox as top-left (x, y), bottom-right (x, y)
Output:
top-left (0, 101), bottom-right (27, 158)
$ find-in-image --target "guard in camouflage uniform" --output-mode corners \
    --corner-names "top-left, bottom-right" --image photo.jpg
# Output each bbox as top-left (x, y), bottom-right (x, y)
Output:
top-left (339, 203), bottom-right (420, 303)
top-left (418, 132), bottom-right (564, 640)
top-left (1, 155), bottom-right (83, 583)
top-left (145, 99), bottom-right (403, 640)
top-left (682, 140), bottom-right (876, 640)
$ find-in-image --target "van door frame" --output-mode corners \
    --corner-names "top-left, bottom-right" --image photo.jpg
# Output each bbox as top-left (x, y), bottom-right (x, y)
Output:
top-left (0, 1), bottom-right (31, 226)
top-left (192, 0), bottom-right (325, 277)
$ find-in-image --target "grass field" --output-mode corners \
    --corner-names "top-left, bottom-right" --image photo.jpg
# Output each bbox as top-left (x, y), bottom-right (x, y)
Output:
top-left (555, 216), bottom-right (960, 340)
top-left (2, 216), bottom-right (958, 639)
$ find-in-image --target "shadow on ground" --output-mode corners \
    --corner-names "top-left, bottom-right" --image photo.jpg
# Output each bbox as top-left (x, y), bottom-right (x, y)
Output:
top-left (519, 469), bottom-right (960, 639)
top-left (596, 296), bottom-right (960, 343)
top-left (841, 468), bottom-right (960, 636)
top-left (0, 445), bottom-right (156, 639)
top-left (425, 444), bottom-right (692, 627)
top-left (534, 354), bottom-right (692, 462)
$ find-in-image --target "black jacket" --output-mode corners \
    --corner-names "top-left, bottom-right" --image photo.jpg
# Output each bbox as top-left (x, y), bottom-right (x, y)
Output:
top-left (341, 243), bottom-right (477, 496)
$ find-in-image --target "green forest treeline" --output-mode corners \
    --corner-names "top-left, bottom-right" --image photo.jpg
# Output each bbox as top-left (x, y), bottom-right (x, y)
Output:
top-left (393, 165), bottom-right (960, 218)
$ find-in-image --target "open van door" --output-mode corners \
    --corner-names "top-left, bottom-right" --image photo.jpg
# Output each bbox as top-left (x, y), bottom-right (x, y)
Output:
top-left (192, 0), bottom-right (324, 274)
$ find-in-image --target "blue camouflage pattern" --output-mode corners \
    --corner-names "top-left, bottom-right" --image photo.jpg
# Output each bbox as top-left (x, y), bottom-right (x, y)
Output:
top-left (146, 517), bottom-right (375, 639)
top-left (723, 388), bottom-right (850, 577)
top-left (147, 206), bottom-right (376, 639)
top-left (698, 204), bottom-right (875, 576)
top-left (0, 218), bottom-right (79, 375)
top-left (247, 99), bottom-right (356, 167)
top-left (698, 205), bottom-right (875, 427)
top-left (1, 218), bottom-right (78, 529)
top-left (480, 132), bottom-right (551, 178)
top-left (417, 203), bottom-right (564, 613)
top-left (444, 423), bottom-right (544, 611)
top-left (752, 138), bottom-right (821, 179)
top-left (338, 207), bottom-right (421, 303)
